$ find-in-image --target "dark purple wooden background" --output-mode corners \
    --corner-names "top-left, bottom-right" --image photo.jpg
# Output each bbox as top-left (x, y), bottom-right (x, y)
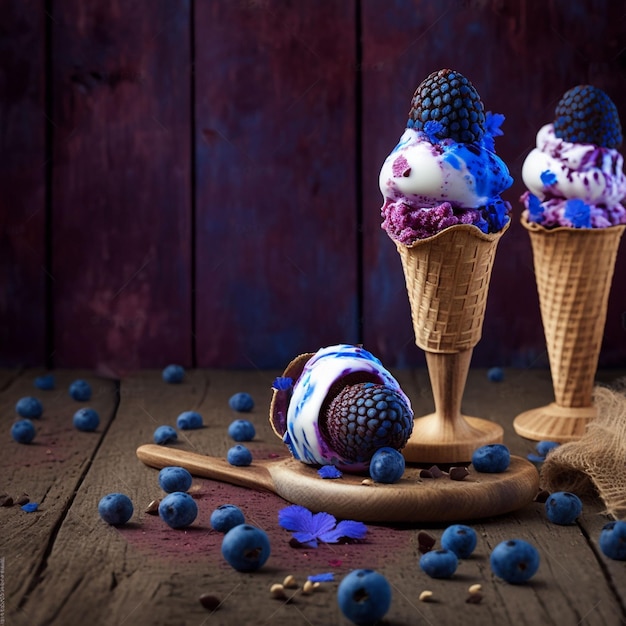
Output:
top-left (2, 0), bottom-right (625, 374)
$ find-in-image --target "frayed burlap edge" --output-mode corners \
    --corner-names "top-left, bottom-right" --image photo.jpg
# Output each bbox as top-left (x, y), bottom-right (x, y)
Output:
top-left (540, 381), bottom-right (626, 520)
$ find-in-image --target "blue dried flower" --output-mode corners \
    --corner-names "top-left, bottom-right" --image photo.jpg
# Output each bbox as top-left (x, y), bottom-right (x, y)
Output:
top-left (278, 505), bottom-right (367, 548)
top-left (527, 193), bottom-right (544, 223)
top-left (21, 503), bottom-right (39, 512)
top-left (308, 572), bottom-right (335, 582)
top-left (423, 120), bottom-right (444, 144)
top-left (272, 377), bottom-right (293, 391)
top-left (540, 169), bottom-right (557, 187)
top-left (483, 112), bottom-right (505, 152)
top-left (318, 465), bottom-right (343, 479)
top-left (565, 198), bottom-right (591, 228)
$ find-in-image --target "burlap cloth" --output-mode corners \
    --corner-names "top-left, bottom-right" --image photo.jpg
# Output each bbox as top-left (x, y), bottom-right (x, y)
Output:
top-left (541, 381), bottom-right (626, 520)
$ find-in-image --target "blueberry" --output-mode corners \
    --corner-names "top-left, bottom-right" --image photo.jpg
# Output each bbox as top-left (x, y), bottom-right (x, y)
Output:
top-left (158, 466), bottom-right (193, 493)
top-left (441, 524), bottom-right (478, 558)
top-left (154, 425), bottom-right (177, 445)
top-left (472, 443), bottom-right (510, 473)
top-left (337, 569), bottom-right (392, 625)
top-left (536, 440), bottom-right (560, 457)
top-left (490, 539), bottom-right (540, 584)
top-left (176, 411), bottom-right (203, 430)
top-left (98, 493), bottom-right (134, 525)
top-left (158, 492), bottom-right (198, 528)
top-left (228, 419), bottom-right (256, 442)
top-left (599, 520), bottom-right (626, 560)
top-left (487, 366), bottom-right (504, 382)
top-left (11, 419), bottom-right (36, 444)
top-left (73, 408), bottom-right (100, 432)
top-left (16, 396), bottom-right (43, 418)
top-left (69, 379), bottom-right (92, 401)
top-left (210, 504), bottom-right (245, 533)
top-left (545, 492), bottom-right (582, 525)
top-left (162, 364), bottom-right (185, 383)
top-left (34, 374), bottom-right (55, 390)
top-left (369, 447), bottom-right (405, 484)
top-left (419, 549), bottom-right (458, 579)
top-left (221, 524), bottom-right (270, 571)
top-left (228, 392), bottom-right (254, 412)
top-left (227, 445), bottom-right (252, 466)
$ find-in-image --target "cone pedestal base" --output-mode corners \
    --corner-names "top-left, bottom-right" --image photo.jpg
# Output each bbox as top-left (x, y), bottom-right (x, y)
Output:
top-left (402, 349), bottom-right (503, 465)
top-left (513, 403), bottom-right (597, 442)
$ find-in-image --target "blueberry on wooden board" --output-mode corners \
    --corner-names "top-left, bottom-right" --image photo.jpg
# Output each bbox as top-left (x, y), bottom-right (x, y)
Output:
top-left (420, 549), bottom-right (458, 579)
top-left (158, 492), bottom-right (198, 529)
top-left (221, 524), bottom-right (270, 572)
top-left (227, 445), bottom-right (252, 467)
top-left (153, 425), bottom-right (177, 445)
top-left (472, 443), bottom-right (510, 473)
top-left (545, 492), bottom-right (582, 525)
top-left (16, 396), bottom-right (43, 418)
top-left (98, 493), bottom-right (134, 525)
top-left (176, 411), bottom-right (203, 430)
top-left (369, 447), bottom-right (405, 483)
top-left (441, 524), bottom-right (478, 558)
top-left (11, 419), bottom-right (36, 444)
top-left (599, 521), bottom-right (626, 560)
top-left (158, 466), bottom-right (193, 493)
top-left (228, 419), bottom-right (256, 442)
top-left (162, 364), bottom-right (185, 383)
top-left (490, 539), bottom-right (540, 584)
top-left (337, 569), bottom-right (392, 625)
top-left (229, 392), bottom-right (254, 412)
top-left (69, 379), bottom-right (92, 402)
top-left (73, 408), bottom-right (100, 432)
top-left (210, 504), bottom-right (245, 533)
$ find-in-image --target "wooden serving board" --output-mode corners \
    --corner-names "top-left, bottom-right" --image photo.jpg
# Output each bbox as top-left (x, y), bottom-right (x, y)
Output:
top-left (136, 444), bottom-right (539, 523)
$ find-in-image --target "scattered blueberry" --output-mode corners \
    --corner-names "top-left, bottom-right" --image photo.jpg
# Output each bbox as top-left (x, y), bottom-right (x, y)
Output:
top-left (21, 502), bottom-right (39, 512)
top-left (441, 524), bottom-right (478, 559)
top-left (176, 411), bottom-right (203, 430)
top-left (472, 443), bottom-right (510, 473)
top-left (229, 392), bottom-right (254, 413)
top-left (599, 520), bottom-right (626, 560)
top-left (490, 539), bottom-right (540, 584)
top-left (210, 504), bottom-right (245, 533)
top-left (487, 367), bottom-right (504, 382)
top-left (227, 444), bottom-right (252, 467)
top-left (16, 396), bottom-right (43, 418)
top-left (34, 374), bottom-right (55, 390)
top-left (337, 569), bottom-right (392, 625)
top-left (69, 379), bottom-right (92, 401)
top-left (221, 524), bottom-right (270, 571)
top-left (158, 492), bottom-right (198, 529)
top-left (162, 364), bottom-right (185, 383)
top-left (158, 466), bottom-right (193, 493)
top-left (545, 492), bottom-right (582, 525)
top-left (98, 493), bottom-right (134, 525)
top-left (11, 419), bottom-right (36, 444)
top-left (536, 440), bottom-right (560, 457)
top-left (368, 447), bottom-right (405, 484)
top-left (73, 408), bottom-right (100, 432)
top-left (600, 520), bottom-right (626, 561)
top-left (153, 425), bottom-right (178, 445)
top-left (419, 549), bottom-right (458, 579)
top-left (228, 419), bottom-right (256, 442)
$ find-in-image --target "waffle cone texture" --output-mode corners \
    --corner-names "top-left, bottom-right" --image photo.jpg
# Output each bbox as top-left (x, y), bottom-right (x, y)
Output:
top-left (396, 222), bottom-right (509, 353)
top-left (522, 213), bottom-right (625, 407)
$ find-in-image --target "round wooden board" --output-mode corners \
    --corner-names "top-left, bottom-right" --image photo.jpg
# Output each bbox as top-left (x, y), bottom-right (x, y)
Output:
top-left (137, 445), bottom-right (539, 523)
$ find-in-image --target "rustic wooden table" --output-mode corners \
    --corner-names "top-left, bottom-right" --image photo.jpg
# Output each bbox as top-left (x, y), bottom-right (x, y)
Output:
top-left (2, 367), bottom-right (626, 626)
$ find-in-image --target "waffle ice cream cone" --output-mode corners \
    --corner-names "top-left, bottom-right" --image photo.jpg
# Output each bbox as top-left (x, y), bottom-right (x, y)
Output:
top-left (397, 222), bottom-right (509, 463)
top-left (514, 214), bottom-right (625, 441)
top-left (396, 222), bottom-right (509, 353)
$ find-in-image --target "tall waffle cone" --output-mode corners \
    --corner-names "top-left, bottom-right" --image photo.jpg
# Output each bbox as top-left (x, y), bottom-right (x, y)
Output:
top-left (522, 214), bottom-right (625, 408)
top-left (396, 222), bottom-right (509, 353)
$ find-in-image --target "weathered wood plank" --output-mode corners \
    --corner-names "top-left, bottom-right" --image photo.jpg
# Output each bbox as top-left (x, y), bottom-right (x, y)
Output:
top-left (0, 369), bottom-right (117, 622)
top-left (0, 1), bottom-right (46, 366)
top-left (361, 0), bottom-right (626, 368)
top-left (5, 367), bottom-right (626, 625)
top-left (194, 0), bottom-right (359, 368)
top-left (50, 0), bottom-right (192, 374)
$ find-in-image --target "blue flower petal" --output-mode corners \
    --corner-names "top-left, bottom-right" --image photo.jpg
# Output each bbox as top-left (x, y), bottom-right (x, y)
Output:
top-left (565, 198), bottom-right (591, 228)
top-left (272, 376), bottom-right (293, 391)
top-left (318, 519), bottom-right (368, 544)
top-left (308, 572), bottom-right (335, 582)
top-left (540, 169), bottom-right (557, 187)
top-left (318, 465), bottom-right (343, 479)
top-left (278, 504), bottom-right (313, 531)
top-left (527, 193), bottom-right (544, 223)
top-left (21, 502), bottom-right (38, 512)
top-left (423, 120), bottom-right (444, 144)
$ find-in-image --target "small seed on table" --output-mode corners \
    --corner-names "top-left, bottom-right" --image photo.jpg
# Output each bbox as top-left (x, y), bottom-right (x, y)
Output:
top-left (468, 584), bottom-right (482, 594)
top-left (270, 584), bottom-right (287, 600)
top-left (419, 590), bottom-right (434, 602)
top-left (145, 499), bottom-right (160, 515)
top-left (361, 478), bottom-right (373, 486)
top-left (283, 575), bottom-right (298, 588)
top-left (199, 594), bottom-right (221, 611)
top-left (302, 580), bottom-right (315, 595)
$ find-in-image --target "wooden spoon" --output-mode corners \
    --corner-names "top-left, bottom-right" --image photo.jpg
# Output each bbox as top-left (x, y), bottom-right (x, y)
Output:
top-left (136, 444), bottom-right (539, 523)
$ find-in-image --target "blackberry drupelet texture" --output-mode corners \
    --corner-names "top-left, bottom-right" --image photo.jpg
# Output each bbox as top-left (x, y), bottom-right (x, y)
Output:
top-left (408, 68), bottom-right (486, 143)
